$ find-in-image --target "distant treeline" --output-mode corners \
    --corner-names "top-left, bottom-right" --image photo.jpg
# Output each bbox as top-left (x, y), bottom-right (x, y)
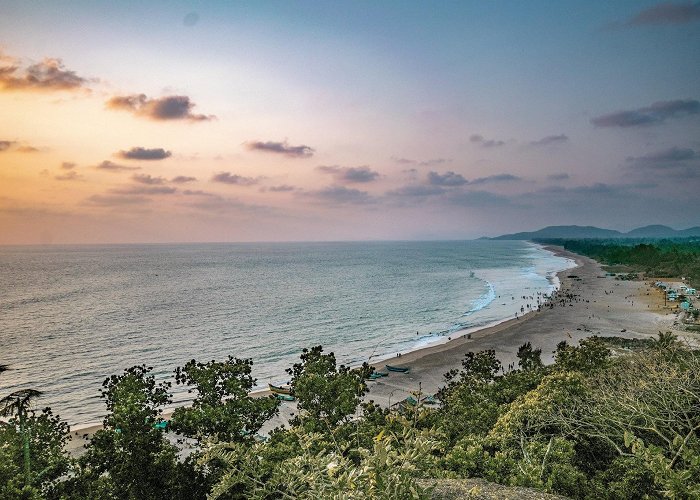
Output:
top-left (537, 238), bottom-right (700, 287)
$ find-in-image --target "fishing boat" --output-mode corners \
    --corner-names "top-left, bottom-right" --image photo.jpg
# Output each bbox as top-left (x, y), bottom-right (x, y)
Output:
top-left (153, 420), bottom-right (168, 430)
top-left (404, 396), bottom-right (418, 406)
top-left (275, 394), bottom-right (295, 402)
top-left (366, 371), bottom-right (389, 381)
top-left (385, 364), bottom-right (410, 373)
top-left (268, 383), bottom-right (293, 395)
top-left (421, 395), bottom-right (438, 405)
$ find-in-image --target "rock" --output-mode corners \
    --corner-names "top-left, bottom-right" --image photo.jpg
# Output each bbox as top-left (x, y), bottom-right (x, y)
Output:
top-left (420, 478), bottom-right (569, 500)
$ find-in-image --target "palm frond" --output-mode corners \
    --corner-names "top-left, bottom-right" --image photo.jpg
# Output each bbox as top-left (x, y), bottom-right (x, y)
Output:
top-left (0, 389), bottom-right (43, 417)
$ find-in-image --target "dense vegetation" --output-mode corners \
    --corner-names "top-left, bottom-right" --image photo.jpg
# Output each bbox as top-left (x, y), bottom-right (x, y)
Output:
top-left (537, 239), bottom-right (700, 287)
top-left (1, 335), bottom-right (699, 499)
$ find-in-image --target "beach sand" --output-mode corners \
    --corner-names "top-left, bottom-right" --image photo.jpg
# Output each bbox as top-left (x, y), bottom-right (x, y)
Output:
top-left (66, 246), bottom-right (686, 453)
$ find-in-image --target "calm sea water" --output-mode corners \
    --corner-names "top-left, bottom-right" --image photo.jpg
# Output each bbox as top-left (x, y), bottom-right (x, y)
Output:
top-left (0, 240), bottom-right (573, 425)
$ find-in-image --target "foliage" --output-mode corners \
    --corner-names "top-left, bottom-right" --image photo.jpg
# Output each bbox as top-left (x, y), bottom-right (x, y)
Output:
top-left (201, 421), bottom-right (437, 499)
top-left (540, 239), bottom-right (700, 287)
top-left (0, 408), bottom-right (71, 499)
top-left (0, 365), bottom-right (70, 499)
top-left (170, 356), bottom-right (279, 443)
top-left (553, 345), bottom-right (700, 498)
top-left (516, 342), bottom-right (543, 372)
top-left (62, 365), bottom-right (202, 499)
top-left (438, 349), bottom-right (545, 445)
top-left (553, 336), bottom-right (610, 373)
top-left (287, 346), bottom-right (371, 430)
top-left (443, 349), bottom-right (502, 388)
top-left (8, 337), bottom-right (700, 499)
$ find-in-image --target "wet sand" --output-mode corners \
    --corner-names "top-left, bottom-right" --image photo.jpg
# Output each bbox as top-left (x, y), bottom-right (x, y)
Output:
top-left (67, 246), bottom-right (684, 453)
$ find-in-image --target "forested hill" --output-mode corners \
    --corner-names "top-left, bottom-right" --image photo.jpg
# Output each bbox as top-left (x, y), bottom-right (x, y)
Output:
top-left (490, 225), bottom-right (700, 240)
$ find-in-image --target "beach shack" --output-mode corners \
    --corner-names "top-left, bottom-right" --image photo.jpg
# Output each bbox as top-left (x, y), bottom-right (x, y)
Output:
top-left (687, 288), bottom-right (697, 296)
top-left (667, 290), bottom-right (678, 301)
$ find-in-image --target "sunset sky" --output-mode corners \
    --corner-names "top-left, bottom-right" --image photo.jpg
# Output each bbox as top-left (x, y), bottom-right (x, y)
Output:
top-left (1, 1), bottom-right (699, 244)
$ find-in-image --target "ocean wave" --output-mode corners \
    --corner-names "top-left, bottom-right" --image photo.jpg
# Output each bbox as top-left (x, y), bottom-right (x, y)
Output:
top-left (462, 280), bottom-right (496, 317)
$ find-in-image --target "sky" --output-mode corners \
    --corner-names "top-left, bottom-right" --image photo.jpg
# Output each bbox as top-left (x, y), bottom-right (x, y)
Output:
top-left (0, 0), bottom-right (699, 244)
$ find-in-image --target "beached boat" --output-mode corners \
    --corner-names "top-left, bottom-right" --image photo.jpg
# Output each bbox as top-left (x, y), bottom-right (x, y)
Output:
top-left (421, 395), bottom-right (438, 405)
top-left (385, 364), bottom-right (410, 373)
top-left (366, 371), bottom-right (389, 380)
top-left (275, 394), bottom-right (295, 402)
top-left (153, 420), bottom-right (168, 430)
top-left (268, 383), bottom-right (293, 395)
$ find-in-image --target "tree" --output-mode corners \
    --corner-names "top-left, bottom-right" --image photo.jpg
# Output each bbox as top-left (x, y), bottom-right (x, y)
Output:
top-left (650, 331), bottom-right (679, 350)
top-left (517, 342), bottom-right (543, 372)
top-left (201, 424), bottom-right (436, 499)
top-left (438, 350), bottom-right (508, 443)
top-left (68, 365), bottom-right (199, 499)
top-left (553, 337), bottom-right (610, 373)
top-left (443, 349), bottom-right (502, 388)
top-left (170, 356), bottom-right (279, 443)
top-left (0, 388), bottom-right (42, 488)
top-left (0, 366), bottom-right (70, 498)
top-left (1, 364), bottom-right (45, 494)
top-left (287, 346), bottom-right (370, 430)
top-left (553, 347), bottom-right (700, 497)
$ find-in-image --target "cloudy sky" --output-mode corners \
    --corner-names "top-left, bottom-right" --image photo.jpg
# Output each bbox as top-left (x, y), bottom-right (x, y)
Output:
top-left (1, 1), bottom-right (699, 244)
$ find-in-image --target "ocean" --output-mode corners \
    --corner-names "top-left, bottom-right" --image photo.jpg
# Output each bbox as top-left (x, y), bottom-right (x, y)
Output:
top-left (0, 240), bottom-right (574, 425)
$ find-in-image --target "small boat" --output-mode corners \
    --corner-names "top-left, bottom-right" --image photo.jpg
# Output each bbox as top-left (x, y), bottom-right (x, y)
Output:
top-left (275, 394), bottom-right (295, 402)
top-left (404, 396), bottom-right (418, 406)
top-left (385, 364), bottom-right (410, 373)
top-left (367, 373), bottom-right (384, 380)
top-left (153, 420), bottom-right (168, 430)
top-left (421, 395), bottom-right (438, 405)
top-left (268, 383), bottom-right (293, 395)
top-left (374, 371), bottom-right (389, 377)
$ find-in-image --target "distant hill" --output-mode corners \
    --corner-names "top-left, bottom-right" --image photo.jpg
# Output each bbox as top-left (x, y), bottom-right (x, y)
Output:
top-left (491, 225), bottom-right (700, 240)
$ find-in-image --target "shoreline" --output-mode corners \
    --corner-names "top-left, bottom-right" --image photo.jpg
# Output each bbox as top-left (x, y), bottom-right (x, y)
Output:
top-left (67, 245), bottom-right (681, 451)
top-left (68, 244), bottom-right (570, 434)
top-left (353, 242), bottom-right (577, 369)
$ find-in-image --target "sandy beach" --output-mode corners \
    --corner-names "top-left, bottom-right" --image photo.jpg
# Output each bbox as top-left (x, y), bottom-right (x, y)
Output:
top-left (67, 246), bottom-right (685, 453)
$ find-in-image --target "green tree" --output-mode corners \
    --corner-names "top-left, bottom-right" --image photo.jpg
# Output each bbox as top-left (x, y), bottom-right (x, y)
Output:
top-left (67, 365), bottom-right (201, 499)
top-left (201, 424), bottom-right (436, 499)
top-left (0, 366), bottom-right (71, 499)
top-left (553, 347), bottom-right (700, 497)
top-left (443, 349), bottom-right (502, 388)
top-left (0, 408), bottom-right (72, 499)
top-left (171, 356), bottom-right (279, 443)
top-left (0, 388), bottom-right (42, 489)
top-left (553, 337), bottom-right (610, 373)
top-left (438, 350), bottom-right (508, 443)
top-left (517, 342), bottom-right (543, 372)
top-left (650, 331), bottom-right (679, 350)
top-left (287, 346), bottom-right (370, 430)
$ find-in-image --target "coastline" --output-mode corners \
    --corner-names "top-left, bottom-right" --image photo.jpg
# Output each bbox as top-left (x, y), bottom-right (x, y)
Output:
top-left (67, 245), bottom-right (680, 452)
top-left (352, 245), bottom-right (681, 412)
